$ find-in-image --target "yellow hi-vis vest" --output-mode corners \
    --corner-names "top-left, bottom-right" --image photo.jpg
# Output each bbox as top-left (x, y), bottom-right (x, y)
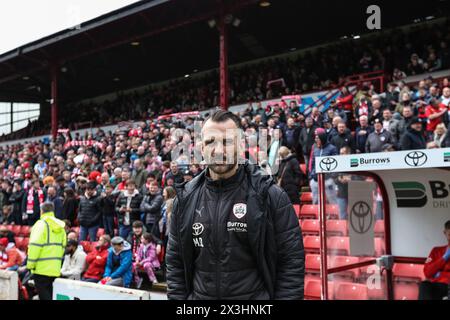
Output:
top-left (27, 212), bottom-right (67, 277)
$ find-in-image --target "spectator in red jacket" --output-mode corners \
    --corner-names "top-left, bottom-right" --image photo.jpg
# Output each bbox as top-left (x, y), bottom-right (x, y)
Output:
top-left (419, 220), bottom-right (450, 300)
top-left (82, 235), bottom-right (111, 283)
top-left (425, 99), bottom-right (447, 136)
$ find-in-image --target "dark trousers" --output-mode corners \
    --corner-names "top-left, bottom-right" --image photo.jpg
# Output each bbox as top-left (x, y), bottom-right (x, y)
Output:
top-left (33, 274), bottom-right (56, 300)
top-left (102, 215), bottom-right (115, 237)
top-left (418, 281), bottom-right (448, 300)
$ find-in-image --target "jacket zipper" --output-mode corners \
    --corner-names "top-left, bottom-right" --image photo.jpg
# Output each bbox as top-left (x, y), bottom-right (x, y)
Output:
top-left (215, 180), bottom-right (222, 300)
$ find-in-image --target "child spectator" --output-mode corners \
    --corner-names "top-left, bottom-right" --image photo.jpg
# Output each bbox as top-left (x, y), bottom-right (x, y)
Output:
top-left (133, 232), bottom-right (160, 288)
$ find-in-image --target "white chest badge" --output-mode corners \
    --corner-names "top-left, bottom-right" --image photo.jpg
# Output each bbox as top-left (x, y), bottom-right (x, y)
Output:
top-left (233, 203), bottom-right (247, 219)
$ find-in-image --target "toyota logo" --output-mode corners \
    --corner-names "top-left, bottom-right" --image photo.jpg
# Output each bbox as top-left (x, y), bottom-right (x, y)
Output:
top-left (350, 201), bottom-right (373, 234)
top-left (192, 223), bottom-right (204, 236)
top-left (319, 157), bottom-right (338, 171)
top-left (404, 151), bottom-right (427, 167)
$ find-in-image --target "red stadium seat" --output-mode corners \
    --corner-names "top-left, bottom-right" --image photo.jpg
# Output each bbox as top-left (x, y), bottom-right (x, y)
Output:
top-left (300, 192), bottom-right (312, 204)
top-left (367, 284), bottom-right (386, 300)
top-left (394, 282), bottom-right (419, 300)
top-left (6, 225), bottom-right (13, 231)
top-left (300, 205), bottom-right (318, 219)
top-left (300, 164), bottom-right (307, 175)
top-left (14, 236), bottom-right (23, 247)
top-left (374, 220), bottom-right (385, 237)
top-left (21, 238), bottom-right (29, 252)
top-left (303, 236), bottom-right (321, 254)
top-left (374, 238), bottom-right (385, 256)
top-left (359, 257), bottom-right (379, 277)
top-left (301, 219), bottom-right (319, 235)
top-left (326, 220), bottom-right (347, 236)
top-left (305, 254), bottom-right (321, 274)
top-left (20, 226), bottom-right (31, 237)
top-left (328, 256), bottom-right (360, 279)
top-left (393, 263), bottom-right (425, 282)
top-left (304, 278), bottom-right (334, 300)
top-left (293, 205), bottom-right (301, 218)
top-left (325, 204), bottom-right (339, 219)
top-left (334, 282), bottom-right (368, 300)
top-left (327, 236), bottom-right (350, 256)
top-left (12, 225), bottom-right (21, 235)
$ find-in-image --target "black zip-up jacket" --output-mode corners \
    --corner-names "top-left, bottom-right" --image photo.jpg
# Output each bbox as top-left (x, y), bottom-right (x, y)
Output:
top-left (116, 190), bottom-right (143, 225)
top-left (140, 192), bottom-right (164, 226)
top-left (78, 193), bottom-right (102, 228)
top-left (166, 162), bottom-right (304, 300)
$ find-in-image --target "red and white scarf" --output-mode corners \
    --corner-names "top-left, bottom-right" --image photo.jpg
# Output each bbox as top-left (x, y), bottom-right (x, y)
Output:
top-left (26, 188), bottom-right (44, 214)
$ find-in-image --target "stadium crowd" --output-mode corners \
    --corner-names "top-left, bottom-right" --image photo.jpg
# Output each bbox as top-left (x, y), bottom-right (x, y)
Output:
top-left (3, 18), bottom-right (448, 141)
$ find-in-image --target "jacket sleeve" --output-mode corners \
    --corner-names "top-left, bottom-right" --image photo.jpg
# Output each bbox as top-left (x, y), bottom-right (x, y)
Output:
top-left (269, 186), bottom-right (305, 299)
top-left (110, 251), bottom-right (132, 279)
top-left (140, 195), bottom-right (163, 214)
top-left (423, 248), bottom-right (447, 279)
top-left (26, 221), bottom-right (46, 271)
top-left (103, 252), bottom-right (112, 278)
top-left (166, 197), bottom-right (188, 300)
top-left (131, 194), bottom-right (143, 215)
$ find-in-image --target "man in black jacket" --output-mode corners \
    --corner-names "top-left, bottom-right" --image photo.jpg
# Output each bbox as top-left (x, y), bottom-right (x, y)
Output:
top-left (166, 110), bottom-right (304, 300)
top-left (9, 181), bottom-right (25, 225)
top-left (399, 117), bottom-right (427, 151)
top-left (298, 117), bottom-right (317, 171)
top-left (140, 181), bottom-right (164, 235)
top-left (78, 181), bottom-right (102, 241)
top-left (330, 121), bottom-right (355, 153)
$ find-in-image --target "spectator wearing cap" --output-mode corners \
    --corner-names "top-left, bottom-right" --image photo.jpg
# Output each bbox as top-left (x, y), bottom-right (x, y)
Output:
top-left (60, 239), bottom-right (87, 280)
top-left (366, 119), bottom-right (394, 153)
top-left (102, 236), bottom-right (133, 288)
top-left (78, 181), bottom-right (102, 241)
top-left (9, 181), bottom-right (25, 225)
top-left (82, 234), bottom-right (111, 283)
top-left (140, 181), bottom-right (164, 236)
top-left (115, 180), bottom-right (143, 239)
top-left (399, 117), bottom-right (427, 150)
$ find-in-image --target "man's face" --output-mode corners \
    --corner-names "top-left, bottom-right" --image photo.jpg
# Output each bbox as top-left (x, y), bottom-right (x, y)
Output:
top-left (411, 122), bottom-right (422, 132)
top-left (170, 163), bottom-right (178, 173)
top-left (48, 188), bottom-right (55, 197)
top-left (86, 188), bottom-right (95, 197)
top-left (201, 119), bottom-right (239, 176)
top-left (149, 184), bottom-right (158, 195)
top-left (383, 110), bottom-right (392, 120)
top-left (133, 227), bottom-right (143, 236)
top-left (359, 117), bottom-right (368, 127)
top-left (403, 108), bottom-right (412, 118)
top-left (98, 236), bottom-right (107, 247)
top-left (287, 118), bottom-right (295, 127)
top-left (113, 243), bottom-right (123, 253)
top-left (443, 87), bottom-right (450, 98)
top-left (337, 123), bottom-right (346, 134)
top-left (127, 184), bottom-right (135, 194)
top-left (305, 118), bottom-right (313, 128)
top-left (374, 122), bottom-right (382, 132)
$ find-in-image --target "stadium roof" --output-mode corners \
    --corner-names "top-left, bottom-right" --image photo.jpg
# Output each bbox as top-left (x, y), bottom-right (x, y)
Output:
top-left (0, 0), bottom-right (449, 104)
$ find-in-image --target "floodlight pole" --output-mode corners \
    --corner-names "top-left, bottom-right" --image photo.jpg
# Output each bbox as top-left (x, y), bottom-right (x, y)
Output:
top-left (219, 12), bottom-right (229, 110)
top-left (50, 63), bottom-right (59, 140)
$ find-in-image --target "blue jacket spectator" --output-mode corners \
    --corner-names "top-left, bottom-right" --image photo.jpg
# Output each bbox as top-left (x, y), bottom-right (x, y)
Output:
top-left (103, 237), bottom-right (133, 287)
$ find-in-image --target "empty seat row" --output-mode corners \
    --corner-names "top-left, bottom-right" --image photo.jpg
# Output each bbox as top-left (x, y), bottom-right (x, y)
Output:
top-left (5, 225), bottom-right (31, 237)
top-left (14, 236), bottom-right (29, 251)
top-left (294, 204), bottom-right (340, 219)
top-left (301, 219), bottom-right (385, 237)
top-left (303, 236), bottom-right (386, 256)
top-left (305, 276), bottom-right (420, 300)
